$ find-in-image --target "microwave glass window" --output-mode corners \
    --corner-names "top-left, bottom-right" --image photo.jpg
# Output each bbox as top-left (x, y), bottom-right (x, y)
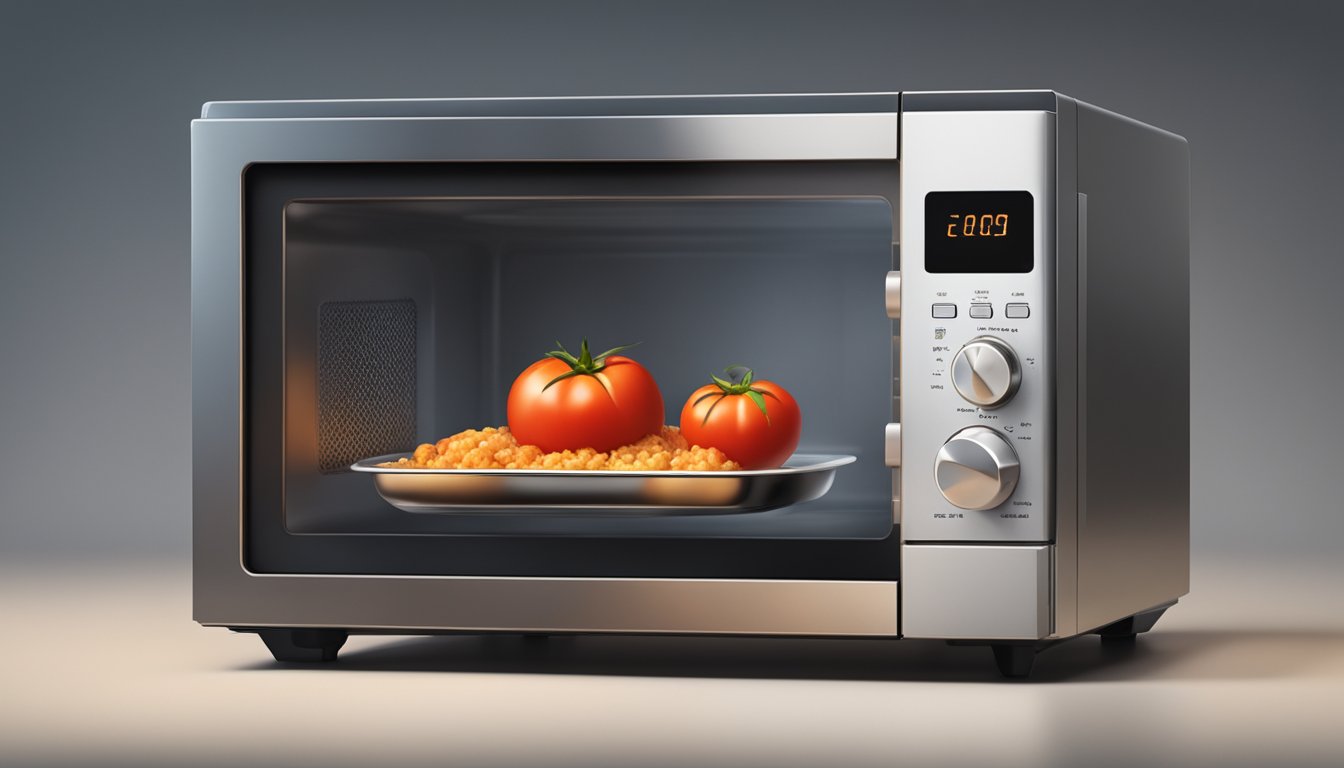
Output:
top-left (923, 190), bottom-right (1034, 273)
top-left (279, 197), bottom-right (895, 540)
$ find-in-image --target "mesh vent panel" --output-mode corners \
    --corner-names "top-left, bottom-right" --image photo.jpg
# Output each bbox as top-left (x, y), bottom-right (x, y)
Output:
top-left (317, 300), bottom-right (417, 473)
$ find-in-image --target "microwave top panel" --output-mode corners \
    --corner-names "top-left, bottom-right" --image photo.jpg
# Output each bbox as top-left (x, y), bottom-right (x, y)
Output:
top-left (197, 90), bottom-right (1061, 120)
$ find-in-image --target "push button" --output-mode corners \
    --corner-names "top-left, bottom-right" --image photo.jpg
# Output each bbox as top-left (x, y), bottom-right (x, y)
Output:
top-left (1005, 303), bottom-right (1030, 319)
top-left (932, 303), bottom-right (957, 318)
top-left (969, 303), bottom-right (993, 319)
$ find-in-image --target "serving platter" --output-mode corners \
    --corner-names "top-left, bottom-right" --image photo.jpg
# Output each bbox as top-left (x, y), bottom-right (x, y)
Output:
top-left (351, 453), bottom-right (857, 515)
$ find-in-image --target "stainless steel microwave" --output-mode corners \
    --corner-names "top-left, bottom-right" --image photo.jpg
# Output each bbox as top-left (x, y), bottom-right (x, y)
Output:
top-left (191, 91), bottom-right (1189, 677)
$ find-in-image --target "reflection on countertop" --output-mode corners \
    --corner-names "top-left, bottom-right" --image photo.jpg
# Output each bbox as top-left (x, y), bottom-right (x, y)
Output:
top-left (1, 558), bottom-right (1342, 768)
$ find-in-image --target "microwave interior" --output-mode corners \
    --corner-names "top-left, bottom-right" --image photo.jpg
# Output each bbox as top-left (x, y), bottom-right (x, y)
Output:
top-left (245, 162), bottom-right (903, 579)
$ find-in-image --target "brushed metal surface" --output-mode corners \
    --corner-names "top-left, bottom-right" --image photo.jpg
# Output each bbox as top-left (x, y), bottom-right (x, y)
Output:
top-left (898, 108), bottom-right (1055, 542)
top-left (198, 575), bottom-right (901, 637)
top-left (934, 426), bottom-right (1021, 511)
top-left (192, 113), bottom-right (900, 164)
top-left (1072, 99), bottom-right (1190, 632)
top-left (201, 92), bottom-right (905, 120)
top-left (901, 544), bottom-right (1051, 640)
top-left (950, 336), bottom-right (1022, 408)
top-left (883, 423), bottom-right (901, 468)
top-left (885, 270), bottom-right (902, 318)
top-left (1050, 96), bottom-right (1080, 638)
top-left (351, 453), bottom-right (855, 514)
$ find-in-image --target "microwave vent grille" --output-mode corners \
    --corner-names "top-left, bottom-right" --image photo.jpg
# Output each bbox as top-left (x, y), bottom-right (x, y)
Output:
top-left (317, 299), bottom-right (417, 473)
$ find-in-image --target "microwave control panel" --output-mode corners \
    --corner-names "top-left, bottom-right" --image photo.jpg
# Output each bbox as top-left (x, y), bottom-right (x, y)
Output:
top-left (898, 108), bottom-right (1055, 542)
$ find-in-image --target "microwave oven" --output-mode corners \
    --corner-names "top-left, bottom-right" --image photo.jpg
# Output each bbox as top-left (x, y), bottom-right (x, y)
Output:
top-left (191, 91), bottom-right (1189, 678)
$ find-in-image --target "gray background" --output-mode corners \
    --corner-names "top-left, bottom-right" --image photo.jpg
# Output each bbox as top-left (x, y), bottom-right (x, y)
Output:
top-left (1, 0), bottom-right (1341, 567)
top-left (3, 4), bottom-right (1343, 768)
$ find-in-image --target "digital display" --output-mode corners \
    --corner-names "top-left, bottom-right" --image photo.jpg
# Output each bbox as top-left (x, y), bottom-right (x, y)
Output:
top-left (925, 191), bottom-right (1034, 273)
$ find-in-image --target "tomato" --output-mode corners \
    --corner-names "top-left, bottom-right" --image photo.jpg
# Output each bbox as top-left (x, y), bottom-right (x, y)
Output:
top-left (507, 340), bottom-right (664, 453)
top-left (679, 367), bottom-right (801, 469)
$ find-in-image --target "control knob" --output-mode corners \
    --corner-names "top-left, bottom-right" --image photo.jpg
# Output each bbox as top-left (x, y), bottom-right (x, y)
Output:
top-left (951, 336), bottom-right (1021, 408)
top-left (934, 426), bottom-right (1020, 510)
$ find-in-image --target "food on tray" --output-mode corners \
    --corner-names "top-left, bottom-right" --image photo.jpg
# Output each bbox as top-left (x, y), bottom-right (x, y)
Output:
top-left (381, 425), bottom-right (741, 471)
top-left (507, 339), bottom-right (664, 453)
top-left (378, 345), bottom-right (804, 472)
top-left (679, 366), bottom-right (802, 470)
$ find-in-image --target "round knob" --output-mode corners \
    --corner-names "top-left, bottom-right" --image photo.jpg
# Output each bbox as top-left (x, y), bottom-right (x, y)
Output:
top-left (951, 336), bottom-right (1021, 409)
top-left (934, 427), bottom-right (1021, 510)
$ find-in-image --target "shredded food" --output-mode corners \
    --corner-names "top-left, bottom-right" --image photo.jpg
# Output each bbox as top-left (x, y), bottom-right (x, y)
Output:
top-left (381, 426), bottom-right (742, 471)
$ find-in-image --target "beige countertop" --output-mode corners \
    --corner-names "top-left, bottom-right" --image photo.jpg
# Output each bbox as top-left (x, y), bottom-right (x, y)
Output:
top-left (2, 558), bottom-right (1342, 768)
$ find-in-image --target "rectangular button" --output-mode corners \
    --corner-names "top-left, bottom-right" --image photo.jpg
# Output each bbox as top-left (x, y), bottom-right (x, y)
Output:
top-left (1005, 302), bottom-right (1030, 319)
top-left (969, 303), bottom-right (993, 319)
top-left (932, 303), bottom-right (956, 318)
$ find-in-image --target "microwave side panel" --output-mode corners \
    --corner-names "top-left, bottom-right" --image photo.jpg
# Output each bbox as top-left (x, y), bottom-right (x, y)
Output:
top-left (1072, 100), bottom-right (1191, 632)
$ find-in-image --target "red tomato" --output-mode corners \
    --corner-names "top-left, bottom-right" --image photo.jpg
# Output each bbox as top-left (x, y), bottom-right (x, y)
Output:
top-left (507, 340), bottom-right (664, 453)
top-left (679, 367), bottom-right (802, 469)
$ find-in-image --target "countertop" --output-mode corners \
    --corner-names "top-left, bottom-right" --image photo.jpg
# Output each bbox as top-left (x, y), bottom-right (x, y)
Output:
top-left (2, 558), bottom-right (1342, 768)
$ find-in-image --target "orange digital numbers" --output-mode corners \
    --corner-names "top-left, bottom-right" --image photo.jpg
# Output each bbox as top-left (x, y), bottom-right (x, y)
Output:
top-left (946, 213), bottom-right (1010, 238)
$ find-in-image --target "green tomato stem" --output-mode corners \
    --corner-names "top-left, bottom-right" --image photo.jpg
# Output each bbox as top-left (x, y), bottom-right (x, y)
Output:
top-left (542, 338), bottom-right (641, 391)
top-left (700, 365), bottom-right (777, 425)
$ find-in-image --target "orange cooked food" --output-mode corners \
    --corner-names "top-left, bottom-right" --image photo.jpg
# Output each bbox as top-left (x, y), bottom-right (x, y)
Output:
top-left (381, 426), bottom-right (742, 471)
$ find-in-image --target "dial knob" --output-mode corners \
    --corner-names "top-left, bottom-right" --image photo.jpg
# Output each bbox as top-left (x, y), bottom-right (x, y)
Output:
top-left (951, 336), bottom-right (1021, 408)
top-left (934, 426), bottom-right (1021, 510)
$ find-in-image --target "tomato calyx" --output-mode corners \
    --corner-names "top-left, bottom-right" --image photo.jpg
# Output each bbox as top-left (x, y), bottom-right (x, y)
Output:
top-left (693, 365), bottom-right (782, 426)
top-left (542, 339), bottom-right (641, 391)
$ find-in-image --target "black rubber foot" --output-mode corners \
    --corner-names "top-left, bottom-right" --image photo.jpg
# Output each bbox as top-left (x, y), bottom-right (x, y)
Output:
top-left (253, 628), bottom-right (348, 663)
top-left (1095, 604), bottom-right (1170, 643)
top-left (991, 644), bottom-right (1037, 678)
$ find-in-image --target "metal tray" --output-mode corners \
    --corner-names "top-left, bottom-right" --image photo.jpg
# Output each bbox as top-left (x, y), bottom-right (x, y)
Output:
top-left (351, 453), bottom-right (856, 515)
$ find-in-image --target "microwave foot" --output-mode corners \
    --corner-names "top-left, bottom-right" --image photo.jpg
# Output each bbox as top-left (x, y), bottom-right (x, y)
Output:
top-left (1095, 602), bottom-right (1173, 645)
top-left (990, 644), bottom-right (1038, 678)
top-left (248, 628), bottom-right (349, 663)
